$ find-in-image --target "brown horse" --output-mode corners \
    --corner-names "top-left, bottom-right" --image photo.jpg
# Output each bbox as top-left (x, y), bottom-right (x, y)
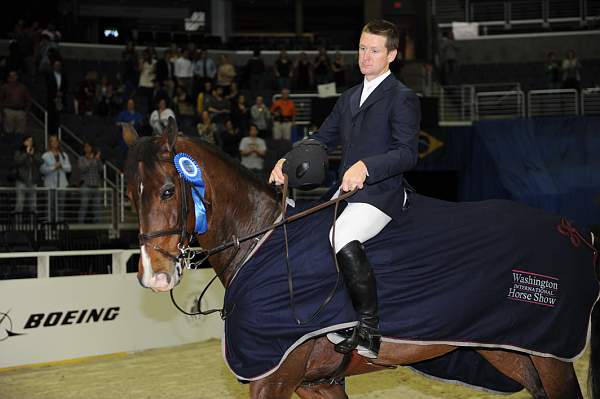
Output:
top-left (123, 120), bottom-right (599, 399)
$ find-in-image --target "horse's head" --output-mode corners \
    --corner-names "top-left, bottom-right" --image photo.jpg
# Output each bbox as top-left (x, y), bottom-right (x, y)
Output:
top-left (123, 118), bottom-right (195, 292)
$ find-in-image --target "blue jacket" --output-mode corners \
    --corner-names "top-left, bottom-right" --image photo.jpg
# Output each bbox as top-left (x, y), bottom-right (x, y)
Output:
top-left (312, 73), bottom-right (421, 221)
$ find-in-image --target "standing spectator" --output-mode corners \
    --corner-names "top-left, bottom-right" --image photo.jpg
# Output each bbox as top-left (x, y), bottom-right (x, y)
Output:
top-left (274, 49), bottom-right (293, 91)
top-left (206, 86), bottom-right (231, 125)
top-left (36, 33), bottom-right (57, 74)
top-left (13, 135), bottom-right (41, 213)
top-left (562, 49), bottom-right (582, 91)
top-left (75, 70), bottom-right (98, 116)
top-left (439, 31), bottom-right (459, 85)
top-left (544, 51), bottom-right (562, 90)
top-left (244, 49), bottom-right (266, 92)
top-left (270, 88), bottom-right (296, 141)
top-left (174, 50), bottom-right (194, 96)
top-left (121, 41), bottom-right (139, 98)
top-left (239, 124), bottom-right (267, 179)
top-left (0, 70), bottom-right (31, 134)
top-left (217, 54), bottom-right (236, 95)
top-left (314, 47), bottom-right (332, 85)
top-left (138, 48), bottom-right (156, 113)
top-left (149, 98), bottom-right (176, 136)
top-left (331, 51), bottom-right (347, 91)
top-left (196, 80), bottom-right (214, 115)
top-left (231, 93), bottom-right (250, 134)
top-left (78, 142), bottom-right (102, 223)
top-left (45, 60), bottom-right (67, 134)
top-left (155, 49), bottom-right (173, 87)
top-left (220, 119), bottom-right (241, 160)
top-left (193, 49), bottom-right (217, 92)
top-left (294, 51), bottom-right (313, 91)
top-left (196, 110), bottom-right (219, 146)
top-left (40, 135), bottom-right (71, 221)
top-left (250, 95), bottom-right (271, 138)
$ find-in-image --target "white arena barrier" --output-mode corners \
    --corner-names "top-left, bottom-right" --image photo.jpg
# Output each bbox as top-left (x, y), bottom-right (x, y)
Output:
top-left (0, 250), bottom-right (224, 369)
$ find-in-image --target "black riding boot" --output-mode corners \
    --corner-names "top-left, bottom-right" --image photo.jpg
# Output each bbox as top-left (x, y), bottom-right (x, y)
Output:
top-left (334, 240), bottom-right (381, 358)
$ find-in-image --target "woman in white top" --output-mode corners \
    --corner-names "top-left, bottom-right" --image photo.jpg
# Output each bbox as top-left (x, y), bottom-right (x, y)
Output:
top-left (138, 49), bottom-right (156, 112)
top-left (149, 98), bottom-right (176, 135)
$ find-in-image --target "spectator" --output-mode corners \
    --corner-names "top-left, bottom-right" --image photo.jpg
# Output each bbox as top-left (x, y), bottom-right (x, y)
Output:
top-left (196, 80), bottom-right (214, 115)
top-left (138, 48), bottom-right (156, 113)
top-left (206, 86), bottom-right (231, 125)
top-left (544, 51), bottom-right (562, 90)
top-left (331, 51), bottom-right (347, 90)
top-left (75, 70), bottom-right (98, 116)
top-left (0, 70), bottom-right (31, 134)
top-left (250, 95), bottom-right (272, 138)
top-left (120, 41), bottom-right (139, 98)
top-left (231, 93), bottom-right (250, 134)
top-left (239, 124), bottom-right (267, 179)
top-left (40, 135), bottom-right (71, 221)
top-left (217, 54), bottom-right (236, 95)
top-left (270, 88), bottom-right (296, 141)
top-left (45, 60), bottom-right (67, 134)
top-left (173, 85), bottom-right (196, 135)
top-left (13, 135), bottom-right (41, 213)
top-left (294, 51), bottom-right (313, 91)
top-left (36, 33), bottom-right (56, 74)
top-left (439, 31), bottom-right (459, 85)
top-left (41, 23), bottom-right (62, 43)
top-left (116, 98), bottom-right (145, 132)
top-left (174, 50), bottom-right (194, 96)
top-left (225, 82), bottom-right (240, 105)
top-left (193, 49), bottom-right (217, 91)
top-left (155, 49), bottom-right (173, 87)
top-left (220, 119), bottom-right (241, 160)
top-left (149, 98), bottom-right (176, 136)
top-left (78, 142), bottom-right (102, 223)
top-left (313, 47), bottom-right (332, 85)
top-left (96, 81), bottom-right (121, 117)
top-left (196, 110), bottom-right (219, 146)
top-left (562, 49), bottom-right (582, 91)
top-left (274, 49), bottom-right (293, 91)
top-left (245, 49), bottom-right (266, 92)
top-left (151, 78), bottom-right (171, 109)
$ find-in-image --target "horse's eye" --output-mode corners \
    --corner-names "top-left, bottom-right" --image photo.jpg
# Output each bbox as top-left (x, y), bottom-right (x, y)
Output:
top-left (161, 187), bottom-right (175, 200)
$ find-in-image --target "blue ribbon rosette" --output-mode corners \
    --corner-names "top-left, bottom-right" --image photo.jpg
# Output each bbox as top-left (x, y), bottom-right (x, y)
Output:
top-left (173, 153), bottom-right (208, 234)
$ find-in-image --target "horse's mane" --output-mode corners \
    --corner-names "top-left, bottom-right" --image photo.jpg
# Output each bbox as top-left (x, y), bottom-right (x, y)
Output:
top-left (125, 135), bottom-right (277, 198)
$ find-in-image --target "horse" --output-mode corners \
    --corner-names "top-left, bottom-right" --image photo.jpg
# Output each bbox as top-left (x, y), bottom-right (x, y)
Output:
top-left (122, 119), bottom-right (600, 399)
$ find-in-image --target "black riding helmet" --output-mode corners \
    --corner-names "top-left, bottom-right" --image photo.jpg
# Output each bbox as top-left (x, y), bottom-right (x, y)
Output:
top-left (282, 139), bottom-right (329, 190)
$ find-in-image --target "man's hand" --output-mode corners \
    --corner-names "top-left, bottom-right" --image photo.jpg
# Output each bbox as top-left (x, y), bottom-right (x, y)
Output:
top-left (268, 158), bottom-right (286, 185)
top-left (341, 160), bottom-right (368, 192)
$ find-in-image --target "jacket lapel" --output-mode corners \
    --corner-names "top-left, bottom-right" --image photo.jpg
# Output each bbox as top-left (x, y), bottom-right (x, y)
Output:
top-left (349, 84), bottom-right (363, 119)
top-left (355, 74), bottom-right (396, 117)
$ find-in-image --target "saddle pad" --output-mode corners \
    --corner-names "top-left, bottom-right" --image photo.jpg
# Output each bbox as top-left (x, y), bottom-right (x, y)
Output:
top-left (222, 194), bottom-right (599, 392)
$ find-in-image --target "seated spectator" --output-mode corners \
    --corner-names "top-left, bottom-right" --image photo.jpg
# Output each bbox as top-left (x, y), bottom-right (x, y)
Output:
top-left (217, 54), bottom-right (236, 95)
top-left (270, 88), bottom-right (296, 141)
top-left (245, 49), bottom-right (266, 92)
top-left (116, 98), bottom-right (145, 131)
top-left (250, 95), bottom-right (271, 138)
top-left (239, 124), bottom-right (267, 179)
top-left (274, 49), bottom-right (293, 91)
top-left (562, 49), bottom-right (582, 91)
top-left (294, 51), bottom-right (313, 91)
top-left (220, 119), bottom-right (241, 160)
top-left (196, 80), bottom-right (214, 115)
top-left (0, 69), bottom-right (31, 134)
top-left (206, 86), bottom-right (231, 125)
top-left (173, 85), bottom-right (196, 135)
top-left (151, 79), bottom-right (171, 110)
top-left (231, 93), bottom-right (250, 135)
top-left (40, 135), bottom-right (71, 221)
top-left (13, 135), bottom-right (41, 213)
top-left (196, 110), bottom-right (220, 146)
top-left (225, 82), bottom-right (240, 105)
top-left (78, 142), bottom-right (103, 223)
top-left (96, 81), bottom-right (121, 117)
top-left (149, 98), bottom-right (176, 136)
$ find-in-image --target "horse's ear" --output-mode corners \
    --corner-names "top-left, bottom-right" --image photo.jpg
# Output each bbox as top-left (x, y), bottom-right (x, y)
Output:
top-left (164, 117), bottom-right (178, 153)
top-left (122, 122), bottom-right (139, 147)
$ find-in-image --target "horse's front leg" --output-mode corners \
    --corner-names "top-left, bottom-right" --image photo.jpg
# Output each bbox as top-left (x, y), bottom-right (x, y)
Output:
top-left (249, 339), bottom-right (316, 399)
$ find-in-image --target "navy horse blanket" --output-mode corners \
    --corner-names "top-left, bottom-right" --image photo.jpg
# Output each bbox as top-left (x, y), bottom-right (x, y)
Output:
top-left (222, 194), bottom-right (599, 392)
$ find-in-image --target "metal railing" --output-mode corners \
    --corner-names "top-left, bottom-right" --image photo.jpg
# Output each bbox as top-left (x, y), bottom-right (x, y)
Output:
top-left (440, 85), bottom-right (475, 125)
top-left (527, 88), bottom-right (579, 117)
top-left (476, 90), bottom-right (525, 120)
top-left (582, 88), bottom-right (600, 115)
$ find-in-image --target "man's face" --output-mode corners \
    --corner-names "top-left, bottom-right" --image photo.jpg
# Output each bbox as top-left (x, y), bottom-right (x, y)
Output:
top-left (8, 72), bottom-right (17, 83)
top-left (358, 32), bottom-right (396, 81)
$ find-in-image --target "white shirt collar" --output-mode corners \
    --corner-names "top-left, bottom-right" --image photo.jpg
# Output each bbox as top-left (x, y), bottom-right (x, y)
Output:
top-left (363, 70), bottom-right (391, 91)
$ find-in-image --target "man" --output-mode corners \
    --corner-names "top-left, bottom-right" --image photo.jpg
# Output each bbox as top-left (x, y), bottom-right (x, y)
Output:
top-left (269, 20), bottom-right (420, 358)
top-left (0, 70), bottom-right (31, 134)
top-left (270, 87), bottom-right (296, 141)
top-left (45, 60), bottom-right (67, 135)
top-left (78, 142), bottom-right (103, 223)
top-left (193, 49), bottom-right (217, 90)
top-left (240, 124), bottom-right (267, 179)
top-left (250, 95), bottom-right (271, 138)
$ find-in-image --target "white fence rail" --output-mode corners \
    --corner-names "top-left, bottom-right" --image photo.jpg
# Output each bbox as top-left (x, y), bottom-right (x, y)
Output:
top-left (440, 85), bottom-right (475, 125)
top-left (582, 88), bottom-right (600, 115)
top-left (528, 89), bottom-right (579, 117)
top-left (476, 90), bottom-right (525, 120)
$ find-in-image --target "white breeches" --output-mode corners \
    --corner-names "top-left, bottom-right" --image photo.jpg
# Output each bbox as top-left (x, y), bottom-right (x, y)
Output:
top-left (329, 202), bottom-right (392, 252)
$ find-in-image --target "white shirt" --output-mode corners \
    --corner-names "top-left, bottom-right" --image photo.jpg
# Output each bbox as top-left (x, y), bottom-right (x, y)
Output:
top-left (54, 71), bottom-right (62, 91)
top-left (174, 57), bottom-right (193, 78)
top-left (149, 108), bottom-right (177, 135)
top-left (360, 70), bottom-right (391, 107)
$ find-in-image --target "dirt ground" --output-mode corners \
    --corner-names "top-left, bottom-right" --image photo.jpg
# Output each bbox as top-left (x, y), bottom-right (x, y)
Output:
top-left (0, 340), bottom-right (591, 399)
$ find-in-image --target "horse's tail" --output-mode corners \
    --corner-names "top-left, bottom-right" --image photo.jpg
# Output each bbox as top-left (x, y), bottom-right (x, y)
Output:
top-left (589, 231), bottom-right (600, 399)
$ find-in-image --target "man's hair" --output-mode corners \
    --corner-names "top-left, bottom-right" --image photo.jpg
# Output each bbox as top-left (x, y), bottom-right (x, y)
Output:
top-left (362, 19), bottom-right (400, 52)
